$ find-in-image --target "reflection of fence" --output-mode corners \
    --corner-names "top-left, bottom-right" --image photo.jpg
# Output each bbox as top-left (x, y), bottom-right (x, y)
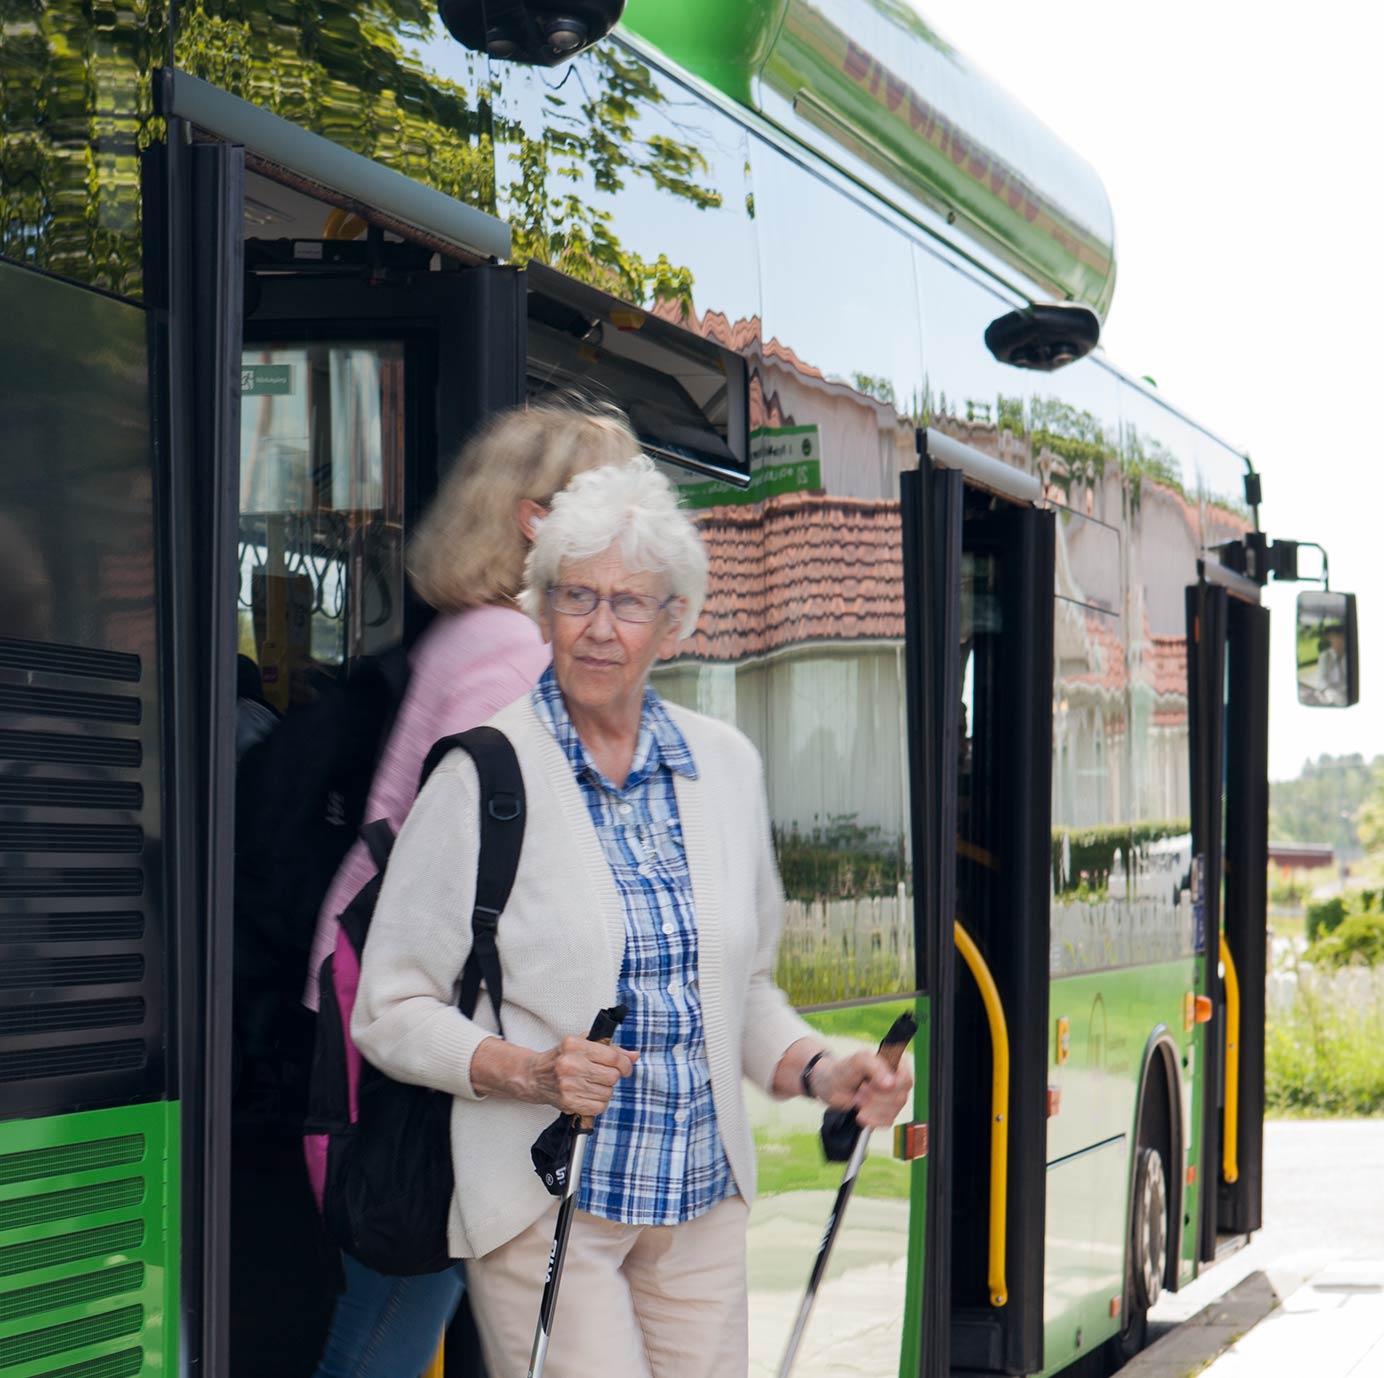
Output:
top-left (776, 886), bottom-right (914, 1006)
top-left (1050, 895), bottom-right (1197, 976)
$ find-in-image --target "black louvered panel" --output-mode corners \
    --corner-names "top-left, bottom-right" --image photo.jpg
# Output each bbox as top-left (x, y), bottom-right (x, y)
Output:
top-left (0, 638), bottom-right (141, 682)
top-left (2, 655), bottom-right (160, 1116)
top-left (1, 279), bottom-right (166, 1125)
top-left (0, 730), bottom-right (142, 769)
top-left (0, 685), bottom-right (141, 725)
top-left (0, 912), bottom-right (144, 944)
top-left (0, 778), bottom-right (143, 810)
top-left (0, 1000), bottom-right (145, 1039)
top-left (0, 870), bottom-right (144, 899)
top-left (0, 1042), bottom-right (146, 1085)
top-left (0, 823), bottom-right (143, 854)
top-left (0, 956), bottom-right (145, 992)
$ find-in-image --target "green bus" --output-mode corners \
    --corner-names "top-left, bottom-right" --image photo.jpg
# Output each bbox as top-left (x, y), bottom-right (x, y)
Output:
top-left (0, 2), bottom-right (1342, 1376)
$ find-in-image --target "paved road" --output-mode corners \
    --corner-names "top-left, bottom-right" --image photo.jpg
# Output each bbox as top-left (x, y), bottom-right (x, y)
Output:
top-left (1133, 1119), bottom-right (1384, 1378)
top-left (1150, 1118), bottom-right (1384, 1327)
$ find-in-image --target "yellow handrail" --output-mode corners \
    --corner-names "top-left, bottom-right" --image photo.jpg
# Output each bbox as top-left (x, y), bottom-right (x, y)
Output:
top-left (954, 920), bottom-right (1009, 1307)
top-left (423, 1337), bottom-right (444, 1378)
top-left (1219, 934), bottom-right (1240, 1185)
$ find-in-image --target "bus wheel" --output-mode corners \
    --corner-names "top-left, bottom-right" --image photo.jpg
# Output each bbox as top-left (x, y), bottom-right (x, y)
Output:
top-left (1132, 1146), bottom-right (1167, 1310)
top-left (1104, 1145), bottom-right (1168, 1369)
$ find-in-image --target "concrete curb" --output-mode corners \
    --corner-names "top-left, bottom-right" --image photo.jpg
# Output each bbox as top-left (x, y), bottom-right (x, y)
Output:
top-left (1119, 1271), bottom-right (1287, 1378)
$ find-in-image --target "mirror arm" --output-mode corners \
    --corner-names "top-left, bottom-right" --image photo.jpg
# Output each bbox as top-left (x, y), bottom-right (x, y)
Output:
top-left (1294, 541), bottom-right (1329, 590)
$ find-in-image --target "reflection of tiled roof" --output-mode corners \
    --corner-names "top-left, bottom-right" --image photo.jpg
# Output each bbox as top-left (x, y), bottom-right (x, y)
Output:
top-left (687, 494), bottom-right (904, 661)
top-left (1148, 634), bottom-right (1187, 698)
top-left (1062, 611), bottom-right (1189, 711)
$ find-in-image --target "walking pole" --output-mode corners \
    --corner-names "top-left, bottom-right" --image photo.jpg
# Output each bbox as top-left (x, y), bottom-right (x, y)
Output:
top-left (776, 1012), bottom-right (917, 1378)
top-left (527, 1004), bottom-right (628, 1378)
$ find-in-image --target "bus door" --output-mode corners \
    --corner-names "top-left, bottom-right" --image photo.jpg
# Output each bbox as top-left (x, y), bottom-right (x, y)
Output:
top-left (905, 457), bottom-right (1053, 1376)
top-left (1186, 576), bottom-right (1268, 1262)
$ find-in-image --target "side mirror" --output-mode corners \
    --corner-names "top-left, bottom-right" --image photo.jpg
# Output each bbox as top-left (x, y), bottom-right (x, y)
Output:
top-left (1296, 590), bottom-right (1360, 707)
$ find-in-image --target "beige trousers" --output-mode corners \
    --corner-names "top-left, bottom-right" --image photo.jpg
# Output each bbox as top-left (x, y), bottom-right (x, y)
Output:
top-left (466, 1194), bottom-right (750, 1378)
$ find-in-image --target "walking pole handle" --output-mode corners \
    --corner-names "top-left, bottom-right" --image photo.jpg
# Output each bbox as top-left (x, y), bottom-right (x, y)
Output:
top-left (878, 1012), bottom-right (917, 1071)
top-left (576, 1004), bottom-right (627, 1132)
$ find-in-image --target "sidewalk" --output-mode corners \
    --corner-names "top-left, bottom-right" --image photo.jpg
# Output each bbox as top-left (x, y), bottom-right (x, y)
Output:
top-left (1124, 1259), bottom-right (1384, 1378)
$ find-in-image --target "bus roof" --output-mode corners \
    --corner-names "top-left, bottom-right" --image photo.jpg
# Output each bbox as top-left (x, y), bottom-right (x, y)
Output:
top-left (620, 0), bottom-right (1117, 320)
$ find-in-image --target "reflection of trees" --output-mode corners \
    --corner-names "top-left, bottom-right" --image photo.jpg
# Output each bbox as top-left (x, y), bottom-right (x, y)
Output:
top-left (497, 47), bottom-right (718, 309)
top-left (2, 0), bottom-right (167, 298)
top-left (178, 4), bottom-right (719, 309)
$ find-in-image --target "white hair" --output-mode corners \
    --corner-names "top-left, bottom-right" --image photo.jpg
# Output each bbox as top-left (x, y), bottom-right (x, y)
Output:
top-left (518, 456), bottom-right (707, 638)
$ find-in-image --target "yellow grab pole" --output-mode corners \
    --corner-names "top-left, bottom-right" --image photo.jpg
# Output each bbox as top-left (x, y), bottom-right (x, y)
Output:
top-left (1219, 934), bottom-right (1240, 1185)
top-left (422, 1336), bottom-right (445, 1378)
top-left (954, 920), bottom-right (1009, 1307)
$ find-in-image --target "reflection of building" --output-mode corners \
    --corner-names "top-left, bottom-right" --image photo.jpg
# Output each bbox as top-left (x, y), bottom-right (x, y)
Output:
top-left (653, 301), bottom-right (917, 501)
top-left (655, 493), bottom-right (907, 849)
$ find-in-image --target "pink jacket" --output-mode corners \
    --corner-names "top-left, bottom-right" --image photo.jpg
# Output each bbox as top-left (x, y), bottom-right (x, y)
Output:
top-left (303, 604), bottom-right (551, 1010)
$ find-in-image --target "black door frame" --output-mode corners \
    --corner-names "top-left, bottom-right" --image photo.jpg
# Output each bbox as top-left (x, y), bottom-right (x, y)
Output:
top-left (1219, 596), bottom-right (1268, 1235)
top-left (902, 459), bottom-right (963, 1378)
top-left (144, 126), bottom-right (245, 1378)
top-left (946, 493), bottom-right (1053, 1375)
top-left (1188, 577), bottom-right (1269, 1252)
top-left (1187, 579), bottom-right (1227, 1263)
top-left (905, 456), bottom-right (1053, 1376)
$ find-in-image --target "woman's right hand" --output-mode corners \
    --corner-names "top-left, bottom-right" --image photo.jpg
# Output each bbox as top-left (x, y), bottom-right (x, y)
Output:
top-left (469, 1033), bottom-right (638, 1112)
top-left (526, 1036), bottom-right (638, 1117)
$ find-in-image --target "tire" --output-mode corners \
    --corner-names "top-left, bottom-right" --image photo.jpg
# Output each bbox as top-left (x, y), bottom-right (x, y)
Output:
top-left (1103, 1145), bottom-right (1168, 1371)
top-left (1132, 1146), bottom-right (1168, 1310)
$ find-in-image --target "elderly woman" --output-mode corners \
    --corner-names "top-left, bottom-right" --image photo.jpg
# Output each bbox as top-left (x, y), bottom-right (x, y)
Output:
top-left (353, 457), bottom-right (911, 1378)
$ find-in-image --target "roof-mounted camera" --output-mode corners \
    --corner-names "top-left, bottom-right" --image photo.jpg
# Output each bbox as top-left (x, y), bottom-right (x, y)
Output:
top-left (437, 0), bottom-right (624, 66)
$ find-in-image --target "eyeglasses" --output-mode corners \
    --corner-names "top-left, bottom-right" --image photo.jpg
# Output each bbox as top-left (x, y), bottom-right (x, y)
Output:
top-left (545, 584), bottom-right (677, 624)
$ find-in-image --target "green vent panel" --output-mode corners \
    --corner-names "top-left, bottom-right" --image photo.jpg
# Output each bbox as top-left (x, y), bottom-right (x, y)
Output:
top-left (35, 1346), bottom-right (144, 1378)
top-left (0, 1223), bottom-right (143, 1281)
top-left (0, 1261), bottom-right (144, 1324)
top-left (0, 1302), bottom-right (143, 1367)
top-left (0, 1136), bottom-right (144, 1188)
top-left (0, 1103), bottom-right (177, 1378)
top-left (0, 1179), bottom-right (143, 1233)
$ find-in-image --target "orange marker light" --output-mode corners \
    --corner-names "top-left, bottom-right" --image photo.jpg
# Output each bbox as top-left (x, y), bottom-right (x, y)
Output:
top-left (893, 1122), bottom-right (929, 1161)
top-left (1195, 995), bottom-right (1214, 1024)
top-left (1047, 1086), bottom-right (1062, 1118)
top-left (1056, 1017), bottom-right (1070, 1065)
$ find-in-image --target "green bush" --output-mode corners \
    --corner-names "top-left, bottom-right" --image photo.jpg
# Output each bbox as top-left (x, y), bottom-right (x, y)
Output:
top-left (1266, 990), bottom-right (1384, 1116)
top-left (1051, 818), bottom-right (1190, 897)
top-left (1308, 913), bottom-right (1384, 969)
top-left (773, 816), bottom-right (905, 902)
top-left (1306, 896), bottom-right (1349, 943)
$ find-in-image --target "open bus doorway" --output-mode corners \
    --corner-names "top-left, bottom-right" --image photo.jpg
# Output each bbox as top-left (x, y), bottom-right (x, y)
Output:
top-left (228, 170), bottom-right (525, 1378)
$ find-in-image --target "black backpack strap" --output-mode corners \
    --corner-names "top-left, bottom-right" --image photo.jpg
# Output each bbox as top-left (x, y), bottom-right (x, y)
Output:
top-left (420, 727), bottom-right (524, 1039)
top-left (359, 818), bottom-right (395, 874)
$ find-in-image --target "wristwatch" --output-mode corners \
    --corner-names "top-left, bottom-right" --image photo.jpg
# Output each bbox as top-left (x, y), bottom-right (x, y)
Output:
top-left (800, 1049), bottom-right (829, 1099)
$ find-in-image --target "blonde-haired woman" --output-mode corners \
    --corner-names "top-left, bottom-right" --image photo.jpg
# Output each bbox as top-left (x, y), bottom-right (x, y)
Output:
top-left (307, 394), bottom-right (638, 1378)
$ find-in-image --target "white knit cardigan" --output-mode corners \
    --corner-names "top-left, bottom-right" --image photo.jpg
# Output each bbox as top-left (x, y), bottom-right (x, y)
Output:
top-left (351, 692), bottom-right (813, 1260)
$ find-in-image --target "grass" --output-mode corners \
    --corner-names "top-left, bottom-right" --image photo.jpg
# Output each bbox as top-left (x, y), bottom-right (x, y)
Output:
top-left (755, 1129), bottom-right (912, 1199)
top-left (1266, 988), bottom-right (1384, 1117)
top-left (801, 1001), bottom-right (917, 1046)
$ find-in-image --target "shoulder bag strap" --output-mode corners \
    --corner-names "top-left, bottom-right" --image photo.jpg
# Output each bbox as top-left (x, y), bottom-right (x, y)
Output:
top-left (420, 726), bottom-right (525, 1039)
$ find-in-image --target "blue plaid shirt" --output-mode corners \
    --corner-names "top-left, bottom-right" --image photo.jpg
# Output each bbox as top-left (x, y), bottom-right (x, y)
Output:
top-left (532, 667), bottom-right (736, 1225)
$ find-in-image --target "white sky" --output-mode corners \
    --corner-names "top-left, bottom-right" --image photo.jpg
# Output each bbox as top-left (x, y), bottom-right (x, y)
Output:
top-left (920, 0), bottom-right (1382, 780)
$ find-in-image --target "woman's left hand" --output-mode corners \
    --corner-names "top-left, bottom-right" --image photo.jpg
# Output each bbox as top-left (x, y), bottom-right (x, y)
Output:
top-left (813, 1051), bottom-right (913, 1129)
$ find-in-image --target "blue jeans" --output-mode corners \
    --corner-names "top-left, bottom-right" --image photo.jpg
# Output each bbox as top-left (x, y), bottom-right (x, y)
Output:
top-left (312, 1253), bottom-right (466, 1378)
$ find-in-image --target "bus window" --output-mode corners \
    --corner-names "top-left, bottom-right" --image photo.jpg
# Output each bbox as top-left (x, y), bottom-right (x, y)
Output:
top-left (238, 339), bottom-right (407, 707)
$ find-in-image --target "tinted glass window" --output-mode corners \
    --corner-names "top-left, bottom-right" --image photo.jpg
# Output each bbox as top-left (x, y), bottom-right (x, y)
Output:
top-left (3, 1), bottom-right (168, 297)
